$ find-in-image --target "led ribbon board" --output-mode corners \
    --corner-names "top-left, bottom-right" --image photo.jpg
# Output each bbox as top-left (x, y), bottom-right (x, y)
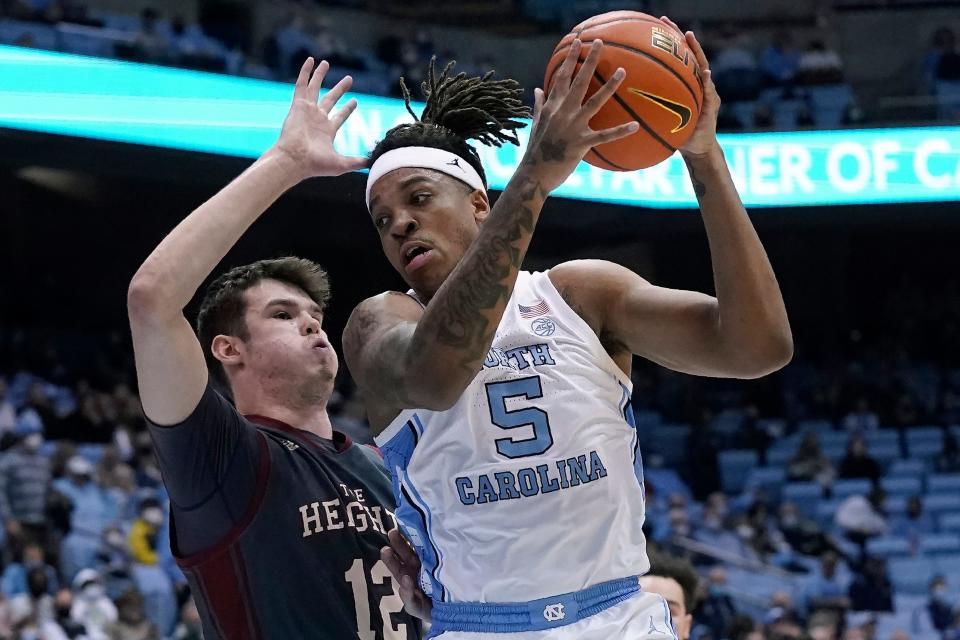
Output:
top-left (1, 44), bottom-right (958, 208)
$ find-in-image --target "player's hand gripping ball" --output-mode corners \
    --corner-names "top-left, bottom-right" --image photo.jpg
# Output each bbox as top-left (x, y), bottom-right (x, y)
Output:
top-left (544, 11), bottom-right (704, 171)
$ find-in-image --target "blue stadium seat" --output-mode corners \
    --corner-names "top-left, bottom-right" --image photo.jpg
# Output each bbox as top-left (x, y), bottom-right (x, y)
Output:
top-left (766, 445), bottom-right (797, 467)
top-left (935, 554), bottom-right (960, 577)
top-left (0, 19), bottom-right (58, 50)
top-left (865, 430), bottom-right (900, 448)
top-left (822, 443), bottom-right (847, 463)
top-left (885, 496), bottom-right (909, 515)
top-left (919, 534), bottom-right (960, 556)
top-left (888, 459), bottom-right (927, 479)
top-left (907, 426), bottom-right (944, 444)
top-left (805, 84), bottom-right (853, 129)
top-left (924, 495), bottom-right (960, 513)
top-left (833, 478), bottom-right (873, 500)
top-left (817, 499), bottom-right (844, 527)
top-left (881, 476), bottom-right (923, 497)
top-left (870, 442), bottom-right (903, 465)
top-left (798, 419), bottom-right (835, 434)
top-left (866, 536), bottom-right (912, 558)
top-left (935, 80), bottom-right (960, 120)
top-left (744, 467), bottom-right (786, 494)
top-left (783, 482), bottom-right (822, 518)
top-left (650, 424), bottom-right (691, 466)
top-left (718, 449), bottom-right (759, 493)
top-left (939, 513), bottom-right (960, 534)
top-left (909, 440), bottom-right (944, 460)
top-left (888, 557), bottom-right (936, 594)
top-left (927, 474), bottom-right (960, 495)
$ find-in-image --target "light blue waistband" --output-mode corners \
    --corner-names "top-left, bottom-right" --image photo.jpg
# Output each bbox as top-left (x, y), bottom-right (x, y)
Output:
top-left (427, 575), bottom-right (641, 636)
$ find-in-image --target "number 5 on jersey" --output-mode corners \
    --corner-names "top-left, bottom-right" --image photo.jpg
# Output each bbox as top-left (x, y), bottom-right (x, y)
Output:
top-left (486, 376), bottom-right (554, 459)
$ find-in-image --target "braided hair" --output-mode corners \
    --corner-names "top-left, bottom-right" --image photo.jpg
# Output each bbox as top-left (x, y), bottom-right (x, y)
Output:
top-left (370, 58), bottom-right (531, 187)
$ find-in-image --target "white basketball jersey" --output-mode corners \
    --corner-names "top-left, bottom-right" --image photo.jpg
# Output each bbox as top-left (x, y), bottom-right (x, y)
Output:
top-left (375, 270), bottom-right (649, 604)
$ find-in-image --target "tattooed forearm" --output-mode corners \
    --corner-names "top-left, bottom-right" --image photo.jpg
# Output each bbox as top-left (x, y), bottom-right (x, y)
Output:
top-left (684, 157), bottom-right (707, 198)
top-left (415, 174), bottom-right (545, 374)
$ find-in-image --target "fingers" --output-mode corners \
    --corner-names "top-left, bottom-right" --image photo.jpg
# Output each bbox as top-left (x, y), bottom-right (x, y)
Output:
top-left (381, 546), bottom-right (405, 582)
top-left (685, 31), bottom-right (709, 73)
top-left (551, 39), bottom-right (582, 96)
top-left (320, 75), bottom-right (353, 113)
top-left (589, 120), bottom-right (639, 146)
top-left (338, 155), bottom-right (369, 173)
top-left (566, 39), bottom-right (604, 106)
top-left (294, 57), bottom-right (314, 100)
top-left (659, 15), bottom-right (682, 35)
top-left (388, 528), bottom-right (421, 567)
top-left (581, 67), bottom-right (625, 118)
top-left (532, 88), bottom-right (544, 124)
top-left (330, 97), bottom-right (358, 130)
top-left (306, 59), bottom-right (330, 102)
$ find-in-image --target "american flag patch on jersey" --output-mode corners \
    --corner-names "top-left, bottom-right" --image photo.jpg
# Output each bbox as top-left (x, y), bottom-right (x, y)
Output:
top-left (518, 299), bottom-right (550, 318)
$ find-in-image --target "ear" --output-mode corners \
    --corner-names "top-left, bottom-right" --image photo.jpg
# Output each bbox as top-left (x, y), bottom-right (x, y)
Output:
top-left (471, 189), bottom-right (491, 224)
top-left (210, 334), bottom-right (245, 369)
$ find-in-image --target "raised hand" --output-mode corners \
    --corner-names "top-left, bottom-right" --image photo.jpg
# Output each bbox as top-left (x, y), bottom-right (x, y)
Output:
top-left (381, 529), bottom-right (432, 621)
top-left (523, 39), bottom-right (639, 192)
top-left (273, 57), bottom-right (367, 179)
top-left (659, 17), bottom-right (721, 158)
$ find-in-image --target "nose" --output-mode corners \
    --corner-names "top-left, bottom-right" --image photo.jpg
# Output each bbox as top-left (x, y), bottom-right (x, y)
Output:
top-left (301, 313), bottom-right (321, 336)
top-left (389, 210), bottom-right (419, 238)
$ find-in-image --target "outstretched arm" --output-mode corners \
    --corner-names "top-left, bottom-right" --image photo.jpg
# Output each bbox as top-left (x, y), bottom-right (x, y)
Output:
top-left (344, 40), bottom-right (639, 423)
top-left (128, 59), bottom-right (364, 425)
top-left (551, 22), bottom-right (792, 380)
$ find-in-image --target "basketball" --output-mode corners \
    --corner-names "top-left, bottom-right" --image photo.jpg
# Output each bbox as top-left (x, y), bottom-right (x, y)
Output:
top-left (544, 11), bottom-right (704, 171)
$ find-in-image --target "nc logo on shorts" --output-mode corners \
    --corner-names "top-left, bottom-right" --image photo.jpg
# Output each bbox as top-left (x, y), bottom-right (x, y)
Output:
top-left (543, 603), bottom-right (565, 622)
top-left (531, 317), bottom-right (556, 337)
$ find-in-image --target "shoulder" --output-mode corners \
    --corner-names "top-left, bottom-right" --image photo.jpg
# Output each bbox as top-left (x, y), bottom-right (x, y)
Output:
top-left (548, 259), bottom-right (652, 317)
top-left (345, 292), bottom-right (423, 339)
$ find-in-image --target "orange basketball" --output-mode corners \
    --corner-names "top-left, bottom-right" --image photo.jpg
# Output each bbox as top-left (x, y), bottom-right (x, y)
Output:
top-left (544, 11), bottom-right (704, 171)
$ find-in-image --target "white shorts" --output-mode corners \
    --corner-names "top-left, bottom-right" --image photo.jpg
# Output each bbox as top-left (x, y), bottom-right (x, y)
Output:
top-left (431, 591), bottom-right (678, 640)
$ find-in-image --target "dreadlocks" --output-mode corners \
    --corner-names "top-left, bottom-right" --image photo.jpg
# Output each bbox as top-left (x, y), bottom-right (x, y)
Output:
top-left (370, 58), bottom-right (531, 187)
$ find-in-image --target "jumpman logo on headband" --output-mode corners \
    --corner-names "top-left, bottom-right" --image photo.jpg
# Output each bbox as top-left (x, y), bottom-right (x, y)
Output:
top-left (446, 157), bottom-right (465, 172)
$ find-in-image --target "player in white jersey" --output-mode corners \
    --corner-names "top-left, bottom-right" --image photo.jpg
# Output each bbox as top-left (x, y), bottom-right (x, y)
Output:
top-left (344, 21), bottom-right (793, 638)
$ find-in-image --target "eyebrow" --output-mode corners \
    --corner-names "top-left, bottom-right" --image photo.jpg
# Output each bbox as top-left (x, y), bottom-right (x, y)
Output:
top-left (265, 298), bottom-right (323, 315)
top-left (369, 175), bottom-right (436, 211)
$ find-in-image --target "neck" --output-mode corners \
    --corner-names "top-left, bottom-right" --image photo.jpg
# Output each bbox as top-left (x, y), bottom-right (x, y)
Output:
top-left (232, 378), bottom-right (334, 439)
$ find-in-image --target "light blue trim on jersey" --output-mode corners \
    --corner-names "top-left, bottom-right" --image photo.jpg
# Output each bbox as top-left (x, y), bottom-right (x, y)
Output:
top-left (619, 382), bottom-right (645, 492)
top-left (427, 575), bottom-right (641, 636)
top-left (379, 417), bottom-right (448, 602)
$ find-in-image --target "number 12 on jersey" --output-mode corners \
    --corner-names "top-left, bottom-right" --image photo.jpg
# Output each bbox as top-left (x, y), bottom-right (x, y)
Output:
top-left (344, 558), bottom-right (407, 640)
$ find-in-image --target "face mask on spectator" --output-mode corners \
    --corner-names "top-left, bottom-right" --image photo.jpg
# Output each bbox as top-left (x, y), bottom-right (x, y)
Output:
top-left (142, 507), bottom-right (164, 526)
top-left (24, 433), bottom-right (43, 452)
top-left (82, 583), bottom-right (106, 600)
top-left (106, 531), bottom-right (126, 548)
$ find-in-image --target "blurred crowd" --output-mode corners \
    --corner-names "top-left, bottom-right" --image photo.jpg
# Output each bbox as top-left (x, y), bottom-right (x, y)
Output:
top-left (1, 0), bottom-right (958, 128)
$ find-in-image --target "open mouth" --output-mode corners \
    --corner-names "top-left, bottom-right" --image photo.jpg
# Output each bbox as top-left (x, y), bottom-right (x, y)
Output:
top-left (402, 242), bottom-right (434, 272)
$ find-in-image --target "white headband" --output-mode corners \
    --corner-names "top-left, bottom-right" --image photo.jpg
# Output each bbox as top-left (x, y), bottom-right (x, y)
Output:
top-left (365, 146), bottom-right (485, 210)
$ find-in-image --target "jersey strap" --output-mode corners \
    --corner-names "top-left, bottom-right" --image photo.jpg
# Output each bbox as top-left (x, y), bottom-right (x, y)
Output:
top-left (427, 575), bottom-right (641, 635)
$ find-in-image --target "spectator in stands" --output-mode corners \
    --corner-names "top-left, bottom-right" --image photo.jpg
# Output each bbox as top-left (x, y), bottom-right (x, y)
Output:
top-left (848, 556), bottom-right (893, 612)
top-left (835, 488), bottom-right (887, 549)
top-left (70, 568), bottom-right (117, 640)
top-left (1, 542), bottom-right (58, 598)
top-left (788, 432), bottom-right (835, 485)
top-left (893, 392), bottom-right (921, 428)
top-left (928, 575), bottom-right (956, 635)
top-left (837, 434), bottom-right (882, 485)
top-left (127, 498), bottom-right (163, 566)
top-left (797, 40), bottom-right (845, 86)
top-left (937, 431), bottom-right (960, 473)
top-left (922, 28), bottom-right (959, 94)
top-left (842, 398), bottom-right (879, 432)
top-left (16, 381), bottom-right (60, 436)
top-left (778, 501), bottom-right (837, 557)
top-left (0, 424), bottom-right (51, 558)
top-left (889, 495), bottom-right (936, 542)
top-left (641, 551), bottom-right (699, 640)
top-left (760, 30), bottom-right (800, 94)
top-left (0, 379), bottom-right (15, 436)
top-left (95, 526), bottom-right (135, 600)
top-left (132, 8), bottom-right (171, 64)
top-left (53, 587), bottom-right (89, 638)
top-left (172, 598), bottom-right (202, 640)
top-left (106, 589), bottom-right (159, 640)
top-left (765, 591), bottom-right (805, 639)
top-left (8, 566), bottom-right (59, 633)
top-left (55, 455), bottom-right (119, 581)
top-left (803, 551), bottom-right (852, 618)
top-left (698, 568), bottom-right (738, 640)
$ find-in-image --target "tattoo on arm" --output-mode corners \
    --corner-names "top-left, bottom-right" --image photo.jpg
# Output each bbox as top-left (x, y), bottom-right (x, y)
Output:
top-left (685, 158), bottom-right (707, 198)
top-left (345, 295), bottom-right (417, 406)
top-left (416, 176), bottom-right (546, 375)
top-left (539, 140), bottom-right (567, 162)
